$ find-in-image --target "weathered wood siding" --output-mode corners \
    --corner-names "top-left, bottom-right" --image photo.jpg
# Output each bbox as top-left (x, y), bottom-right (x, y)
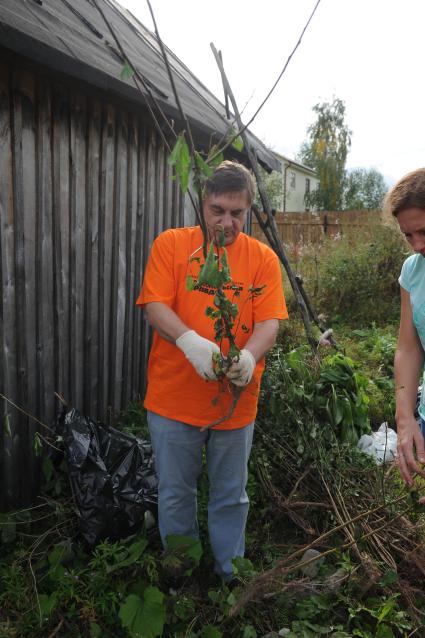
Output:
top-left (252, 210), bottom-right (383, 247)
top-left (0, 55), bottom-right (185, 509)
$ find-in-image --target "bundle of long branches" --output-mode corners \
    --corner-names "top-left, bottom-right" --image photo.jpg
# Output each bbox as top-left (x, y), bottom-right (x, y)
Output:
top-left (233, 419), bottom-right (425, 622)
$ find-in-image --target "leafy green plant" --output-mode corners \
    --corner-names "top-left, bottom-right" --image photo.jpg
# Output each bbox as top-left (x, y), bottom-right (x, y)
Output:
top-left (347, 595), bottom-right (411, 637)
top-left (119, 586), bottom-right (165, 638)
top-left (315, 224), bottom-right (408, 326)
top-left (162, 534), bottom-right (203, 577)
top-left (314, 353), bottom-right (371, 445)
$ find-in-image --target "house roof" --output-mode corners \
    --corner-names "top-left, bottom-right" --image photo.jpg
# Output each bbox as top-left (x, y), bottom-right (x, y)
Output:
top-left (0, 0), bottom-right (280, 172)
top-left (273, 151), bottom-right (317, 177)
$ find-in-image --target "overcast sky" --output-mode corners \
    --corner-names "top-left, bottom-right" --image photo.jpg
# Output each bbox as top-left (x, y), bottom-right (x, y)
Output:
top-left (118, 0), bottom-right (425, 185)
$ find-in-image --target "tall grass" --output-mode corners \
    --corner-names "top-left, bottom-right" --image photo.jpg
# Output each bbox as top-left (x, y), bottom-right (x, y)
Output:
top-left (283, 221), bottom-right (410, 326)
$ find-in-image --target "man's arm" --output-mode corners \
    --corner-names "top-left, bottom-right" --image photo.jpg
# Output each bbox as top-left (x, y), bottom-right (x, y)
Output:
top-left (144, 301), bottom-right (189, 343)
top-left (244, 319), bottom-right (279, 362)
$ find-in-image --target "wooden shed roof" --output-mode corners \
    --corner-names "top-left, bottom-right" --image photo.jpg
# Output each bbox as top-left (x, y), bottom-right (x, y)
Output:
top-left (0, 0), bottom-right (280, 172)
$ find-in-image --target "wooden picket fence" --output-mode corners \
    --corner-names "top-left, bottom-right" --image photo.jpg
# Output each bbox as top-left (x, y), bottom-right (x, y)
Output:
top-left (251, 210), bottom-right (384, 247)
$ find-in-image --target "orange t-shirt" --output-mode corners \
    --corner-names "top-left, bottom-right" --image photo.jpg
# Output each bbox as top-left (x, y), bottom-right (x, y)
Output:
top-left (136, 226), bottom-right (288, 429)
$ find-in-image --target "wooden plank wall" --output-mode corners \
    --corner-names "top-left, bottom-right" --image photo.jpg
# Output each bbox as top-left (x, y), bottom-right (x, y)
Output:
top-left (0, 57), bottom-right (185, 510)
top-left (252, 210), bottom-right (383, 246)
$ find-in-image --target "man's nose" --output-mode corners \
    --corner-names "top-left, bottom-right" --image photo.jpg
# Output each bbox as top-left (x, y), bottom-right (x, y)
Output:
top-left (221, 212), bottom-right (233, 227)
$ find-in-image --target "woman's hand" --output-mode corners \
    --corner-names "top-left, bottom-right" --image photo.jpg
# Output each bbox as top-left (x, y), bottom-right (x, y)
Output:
top-left (396, 416), bottom-right (425, 486)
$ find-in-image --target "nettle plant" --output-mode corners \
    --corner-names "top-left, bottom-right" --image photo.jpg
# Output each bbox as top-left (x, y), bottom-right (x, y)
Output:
top-left (187, 225), bottom-right (264, 376)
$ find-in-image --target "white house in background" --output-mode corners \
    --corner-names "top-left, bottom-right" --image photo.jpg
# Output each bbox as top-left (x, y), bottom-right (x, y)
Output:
top-left (274, 152), bottom-right (319, 212)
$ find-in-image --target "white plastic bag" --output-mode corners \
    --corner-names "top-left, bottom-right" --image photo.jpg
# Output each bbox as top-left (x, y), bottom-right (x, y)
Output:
top-left (357, 422), bottom-right (397, 464)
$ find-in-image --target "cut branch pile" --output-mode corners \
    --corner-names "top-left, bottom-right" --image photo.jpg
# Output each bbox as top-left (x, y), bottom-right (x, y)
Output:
top-left (231, 420), bottom-right (425, 624)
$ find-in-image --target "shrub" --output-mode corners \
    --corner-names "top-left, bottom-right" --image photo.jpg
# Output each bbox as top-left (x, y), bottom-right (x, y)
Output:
top-left (315, 223), bottom-right (409, 326)
top-left (283, 223), bottom-right (409, 327)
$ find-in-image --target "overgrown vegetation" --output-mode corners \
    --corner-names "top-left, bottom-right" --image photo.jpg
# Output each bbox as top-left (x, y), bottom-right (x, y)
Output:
top-left (2, 325), bottom-right (425, 636)
top-left (2, 224), bottom-right (423, 637)
top-left (283, 222), bottom-right (409, 327)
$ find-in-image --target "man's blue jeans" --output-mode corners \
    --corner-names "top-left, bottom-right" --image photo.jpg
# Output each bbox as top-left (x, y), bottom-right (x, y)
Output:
top-left (147, 411), bottom-right (254, 581)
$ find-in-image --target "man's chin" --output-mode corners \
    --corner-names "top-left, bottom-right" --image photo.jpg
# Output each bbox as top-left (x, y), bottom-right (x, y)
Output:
top-left (223, 233), bottom-right (237, 245)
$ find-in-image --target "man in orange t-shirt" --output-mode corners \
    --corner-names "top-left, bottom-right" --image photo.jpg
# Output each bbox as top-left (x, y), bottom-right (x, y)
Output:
top-left (137, 161), bottom-right (287, 582)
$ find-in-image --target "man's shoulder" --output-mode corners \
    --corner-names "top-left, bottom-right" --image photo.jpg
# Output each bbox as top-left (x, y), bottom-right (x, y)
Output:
top-left (154, 226), bottom-right (198, 244)
top-left (239, 232), bottom-right (277, 259)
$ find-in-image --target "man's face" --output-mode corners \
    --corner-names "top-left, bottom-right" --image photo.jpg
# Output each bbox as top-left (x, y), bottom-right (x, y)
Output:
top-left (203, 190), bottom-right (250, 246)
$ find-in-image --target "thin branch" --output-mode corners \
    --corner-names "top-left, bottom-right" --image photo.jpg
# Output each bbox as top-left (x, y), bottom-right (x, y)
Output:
top-left (1, 392), bottom-right (55, 435)
top-left (210, 44), bottom-right (318, 351)
top-left (145, 0), bottom-right (191, 147)
top-left (145, 0), bottom-right (208, 250)
top-left (230, 500), bottom-right (412, 616)
top-left (244, 0), bottom-right (322, 133)
top-left (94, 0), bottom-right (174, 149)
top-left (95, 0), bottom-right (208, 246)
top-left (207, 0), bottom-right (322, 165)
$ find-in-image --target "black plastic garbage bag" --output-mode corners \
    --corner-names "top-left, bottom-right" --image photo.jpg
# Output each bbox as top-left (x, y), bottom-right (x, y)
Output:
top-left (55, 407), bottom-right (158, 546)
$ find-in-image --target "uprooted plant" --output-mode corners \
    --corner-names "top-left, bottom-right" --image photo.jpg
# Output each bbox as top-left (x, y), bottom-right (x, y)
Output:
top-left (186, 222), bottom-right (267, 428)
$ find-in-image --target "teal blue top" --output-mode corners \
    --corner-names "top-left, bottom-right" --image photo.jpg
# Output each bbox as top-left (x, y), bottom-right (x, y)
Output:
top-left (399, 253), bottom-right (425, 420)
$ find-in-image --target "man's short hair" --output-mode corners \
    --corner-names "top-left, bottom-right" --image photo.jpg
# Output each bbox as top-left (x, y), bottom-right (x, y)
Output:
top-left (203, 160), bottom-right (255, 205)
top-left (385, 167), bottom-right (425, 217)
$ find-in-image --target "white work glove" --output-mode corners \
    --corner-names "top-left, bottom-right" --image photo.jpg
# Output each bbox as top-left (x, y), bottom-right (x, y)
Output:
top-left (226, 349), bottom-right (256, 387)
top-left (176, 330), bottom-right (220, 380)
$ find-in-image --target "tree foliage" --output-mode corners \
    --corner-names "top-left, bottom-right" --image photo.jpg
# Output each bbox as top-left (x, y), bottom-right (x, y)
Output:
top-left (343, 167), bottom-right (388, 210)
top-left (298, 98), bottom-right (351, 211)
top-left (254, 165), bottom-right (283, 211)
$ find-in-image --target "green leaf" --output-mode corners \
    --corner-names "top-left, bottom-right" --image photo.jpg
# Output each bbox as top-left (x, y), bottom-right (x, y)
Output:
top-left (226, 592), bottom-right (237, 606)
top-left (48, 540), bottom-right (73, 567)
top-left (197, 243), bottom-right (231, 288)
top-left (33, 432), bottom-right (42, 457)
top-left (120, 60), bottom-right (135, 80)
top-left (376, 599), bottom-right (396, 623)
top-left (168, 133), bottom-right (191, 193)
top-left (106, 537), bottom-right (148, 573)
top-left (38, 593), bottom-right (57, 620)
top-left (207, 146), bottom-right (224, 168)
top-left (232, 556), bottom-right (257, 578)
top-left (90, 623), bottom-right (102, 638)
top-left (231, 135), bottom-right (244, 152)
top-left (168, 134), bottom-right (183, 166)
top-left (197, 243), bottom-right (219, 287)
top-left (119, 588), bottom-right (165, 638)
top-left (216, 226), bottom-right (225, 248)
top-left (242, 626), bottom-right (257, 638)
top-left (3, 413), bottom-right (11, 437)
top-left (200, 626), bottom-right (223, 638)
top-left (379, 569), bottom-right (398, 587)
top-left (42, 456), bottom-right (54, 483)
top-left (166, 534), bottom-right (203, 566)
top-left (194, 151), bottom-right (214, 178)
top-left (375, 625), bottom-right (395, 638)
top-left (227, 126), bottom-right (244, 152)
